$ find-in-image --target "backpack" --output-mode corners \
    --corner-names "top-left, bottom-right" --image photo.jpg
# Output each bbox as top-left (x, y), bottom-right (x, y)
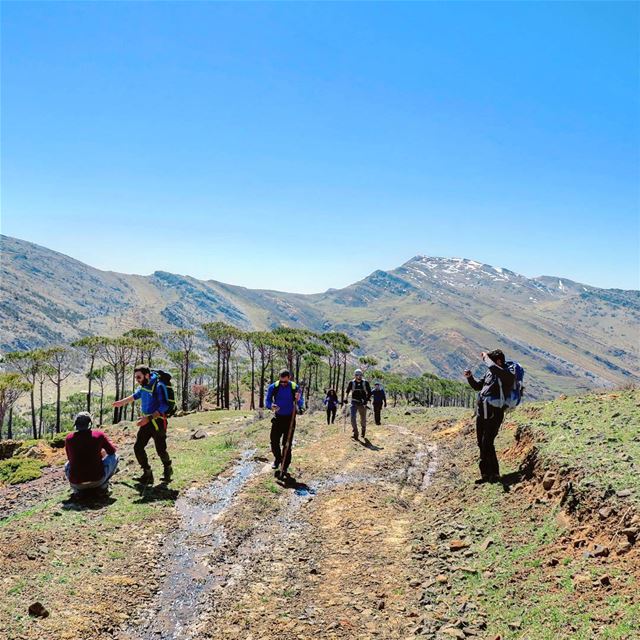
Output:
top-left (484, 361), bottom-right (524, 410)
top-left (350, 379), bottom-right (369, 404)
top-left (151, 369), bottom-right (177, 417)
top-left (272, 381), bottom-right (303, 413)
top-left (503, 361), bottom-right (525, 410)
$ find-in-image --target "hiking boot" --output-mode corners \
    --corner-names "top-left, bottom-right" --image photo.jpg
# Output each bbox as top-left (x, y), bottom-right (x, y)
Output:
top-left (272, 459), bottom-right (281, 470)
top-left (162, 465), bottom-right (173, 482)
top-left (474, 476), bottom-right (490, 485)
top-left (352, 433), bottom-right (359, 440)
top-left (135, 468), bottom-right (154, 484)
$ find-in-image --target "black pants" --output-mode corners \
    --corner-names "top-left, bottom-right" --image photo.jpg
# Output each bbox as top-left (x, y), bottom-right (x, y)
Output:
top-left (373, 402), bottom-right (384, 425)
top-left (326, 406), bottom-right (337, 424)
top-left (476, 403), bottom-right (504, 479)
top-left (134, 416), bottom-right (171, 470)
top-left (270, 414), bottom-right (296, 472)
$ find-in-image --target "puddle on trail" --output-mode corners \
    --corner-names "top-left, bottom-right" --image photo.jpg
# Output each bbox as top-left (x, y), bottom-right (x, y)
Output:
top-left (121, 449), bottom-right (261, 640)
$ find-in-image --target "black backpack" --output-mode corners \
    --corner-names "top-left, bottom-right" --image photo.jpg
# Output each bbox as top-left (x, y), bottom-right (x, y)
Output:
top-left (151, 369), bottom-right (177, 417)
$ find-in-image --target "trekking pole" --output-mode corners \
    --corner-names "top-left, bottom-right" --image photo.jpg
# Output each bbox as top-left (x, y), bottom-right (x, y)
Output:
top-left (342, 402), bottom-right (347, 434)
top-left (279, 384), bottom-right (302, 480)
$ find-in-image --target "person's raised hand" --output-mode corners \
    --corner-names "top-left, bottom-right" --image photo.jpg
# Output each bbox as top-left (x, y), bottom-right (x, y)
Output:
top-left (463, 369), bottom-right (472, 378)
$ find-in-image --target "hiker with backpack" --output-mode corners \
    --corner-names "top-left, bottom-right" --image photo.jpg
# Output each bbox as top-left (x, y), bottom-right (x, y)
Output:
top-left (323, 389), bottom-right (339, 425)
top-left (113, 365), bottom-right (175, 484)
top-left (345, 368), bottom-right (372, 440)
top-left (64, 412), bottom-right (119, 496)
top-left (371, 382), bottom-right (387, 426)
top-left (464, 350), bottom-right (521, 484)
top-left (265, 369), bottom-right (304, 478)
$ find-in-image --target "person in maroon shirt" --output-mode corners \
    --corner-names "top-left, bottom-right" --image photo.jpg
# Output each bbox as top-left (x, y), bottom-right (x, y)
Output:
top-left (64, 412), bottom-right (119, 493)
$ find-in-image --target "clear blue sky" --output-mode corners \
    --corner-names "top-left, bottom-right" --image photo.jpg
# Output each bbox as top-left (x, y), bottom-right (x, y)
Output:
top-left (2, 1), bottom-right (638, 292)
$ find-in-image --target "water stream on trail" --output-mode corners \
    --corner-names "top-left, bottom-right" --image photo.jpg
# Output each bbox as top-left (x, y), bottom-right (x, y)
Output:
top-left (119, 426), bottom-right (440, 640)
top-left (120, 449), bottom-right (262, 640)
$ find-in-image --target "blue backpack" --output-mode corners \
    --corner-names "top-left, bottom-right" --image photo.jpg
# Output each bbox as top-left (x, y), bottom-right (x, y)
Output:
top-left (503, 361), bottom-right (525, 409)
top-left (484, 361), bottom-right (525, 410)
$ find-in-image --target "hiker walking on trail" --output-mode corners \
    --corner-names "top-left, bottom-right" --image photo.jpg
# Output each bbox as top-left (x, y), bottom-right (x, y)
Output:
top-left (323, 389), bottom-right (339, 425)
top-left (64, 412), bottom-right (119, 495)
top-left (464, 350), bottom-right (515, 483)
top-left (371, 382), bottom-right (387, 426)
top-left (345, 369), bottom-right (372, 440)
top-left (113, 366), bottom-right (173, 485)
top-left (265, 369), bottom-right (304, 478)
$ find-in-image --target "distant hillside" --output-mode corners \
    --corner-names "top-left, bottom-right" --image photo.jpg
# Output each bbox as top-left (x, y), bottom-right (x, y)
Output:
top-left (1, 235), bottom-right (638, 398)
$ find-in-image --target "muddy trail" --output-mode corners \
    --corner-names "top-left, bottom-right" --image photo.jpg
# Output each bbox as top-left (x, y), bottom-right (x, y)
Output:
top-left (5, 398), bottom-right (639, 640)
top-left (113, 413), bottom-right (443, 640)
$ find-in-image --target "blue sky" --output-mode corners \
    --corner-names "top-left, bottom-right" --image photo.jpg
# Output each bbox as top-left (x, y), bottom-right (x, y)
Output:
top-left (2, 1), bottom-right (638, 292)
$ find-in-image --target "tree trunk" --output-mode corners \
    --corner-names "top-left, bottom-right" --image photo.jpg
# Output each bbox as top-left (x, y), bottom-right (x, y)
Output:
top-left (86, 354), bottom-right (95, 413)
top-left (7, 407), bottom-right (13, 440)
top-left (99, 382), bottom-right (105, 425)
top-left (38, 381), bottom-right (44, 439)
top-left (55, 372), bottom-right (62, 433)
top-left (259, 352), bottom-right (266, 409)
top-left (182, 351), bottom-right (190, 411)
top-left (112, 369), bottom-right (120, 424)
top-left (30, 387), bottom-right (37, 439)
top-left (216, 348), bottom-right (221, 407)
top-left (250, 356), bottom-right (255, 410)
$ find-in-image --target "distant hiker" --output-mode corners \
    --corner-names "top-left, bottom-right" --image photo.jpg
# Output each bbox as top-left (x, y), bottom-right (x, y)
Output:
top-left (345, 369), bottom-right (372, 440)
top-left (265, 369), bottom-right (304, 478)
top-left (464, 350), bottom-right (516, 483)
top-left (323, 389), bottom-right (339, 425)
top-left (64, 412), bottom-right (118, 495)
top-left (371, 382), bottom-right (387, 426)
top-left (113, 365), bottom-right (173, 484)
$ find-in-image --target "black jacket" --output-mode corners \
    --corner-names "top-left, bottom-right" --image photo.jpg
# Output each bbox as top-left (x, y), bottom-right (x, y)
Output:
top-left (371, 388), bottom-right (387, 406)
top-left (467, 355), bottom-right (515, 402)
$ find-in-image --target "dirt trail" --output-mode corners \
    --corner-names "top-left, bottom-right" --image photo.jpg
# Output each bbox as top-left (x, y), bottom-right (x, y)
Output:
top-left (109, 412), bottom-right (445, 640)
top-left (8, 403), bottom-right (636, 639)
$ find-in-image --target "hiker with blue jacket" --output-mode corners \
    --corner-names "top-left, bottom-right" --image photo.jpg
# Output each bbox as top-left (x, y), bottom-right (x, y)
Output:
top-left (265, 369), bottom-right (304, 477)
top-left (113, 365), bottom-right (173, 485)
top-left (464, 350), bottom-right (515, 484)
top-left (323, 389), bottom-right (339, 425)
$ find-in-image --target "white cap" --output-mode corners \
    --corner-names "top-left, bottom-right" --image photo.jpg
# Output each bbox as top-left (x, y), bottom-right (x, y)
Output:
top-left (354, 369), bottom-right (363, 376)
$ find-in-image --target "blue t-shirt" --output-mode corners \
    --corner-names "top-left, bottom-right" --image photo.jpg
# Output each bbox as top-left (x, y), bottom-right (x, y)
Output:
top-left (132, 373), bottom-right (169, 415)
top-left (265, 382), bottom-right (304, 416)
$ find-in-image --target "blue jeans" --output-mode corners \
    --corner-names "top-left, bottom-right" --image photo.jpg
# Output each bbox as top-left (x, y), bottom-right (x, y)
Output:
top-left (65, 454), bottom-right (119, 492)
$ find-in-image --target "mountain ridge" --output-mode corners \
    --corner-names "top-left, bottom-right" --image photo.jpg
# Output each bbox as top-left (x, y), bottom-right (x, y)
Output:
top-left (1, 234), bottom-right (638, 398)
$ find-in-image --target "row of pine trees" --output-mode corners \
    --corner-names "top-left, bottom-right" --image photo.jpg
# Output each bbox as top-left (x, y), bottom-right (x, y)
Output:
top-left (0, 323), bottom-right (476, 440)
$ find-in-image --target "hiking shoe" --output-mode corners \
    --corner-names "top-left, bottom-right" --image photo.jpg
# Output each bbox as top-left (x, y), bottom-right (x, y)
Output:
top-left (474, 476), bottom-right (490, 485)
top-left (135, 469), bottom-right (154, 484)
top-left (272, 460), bottom-right (281, 470)
top-left (162, 465), bottom-right (173, 482)
top-left (352, 433), bottom-right (359, 440)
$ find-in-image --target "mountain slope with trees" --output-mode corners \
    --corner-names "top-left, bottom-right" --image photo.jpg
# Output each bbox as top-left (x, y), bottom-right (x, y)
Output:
top-left (2, 235), bottom-right (638, 398)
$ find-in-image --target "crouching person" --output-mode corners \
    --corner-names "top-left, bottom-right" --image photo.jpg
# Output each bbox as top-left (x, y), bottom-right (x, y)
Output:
top-left (64, 412), bottom-right (118, 496)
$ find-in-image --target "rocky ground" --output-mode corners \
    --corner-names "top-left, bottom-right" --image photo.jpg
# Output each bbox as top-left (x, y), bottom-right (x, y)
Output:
top-left (1, 392), bottom-right (639, 640)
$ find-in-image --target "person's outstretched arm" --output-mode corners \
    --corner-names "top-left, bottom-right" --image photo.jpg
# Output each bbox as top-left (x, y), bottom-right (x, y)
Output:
top-left (464, 370), bottom-right (483, 391)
